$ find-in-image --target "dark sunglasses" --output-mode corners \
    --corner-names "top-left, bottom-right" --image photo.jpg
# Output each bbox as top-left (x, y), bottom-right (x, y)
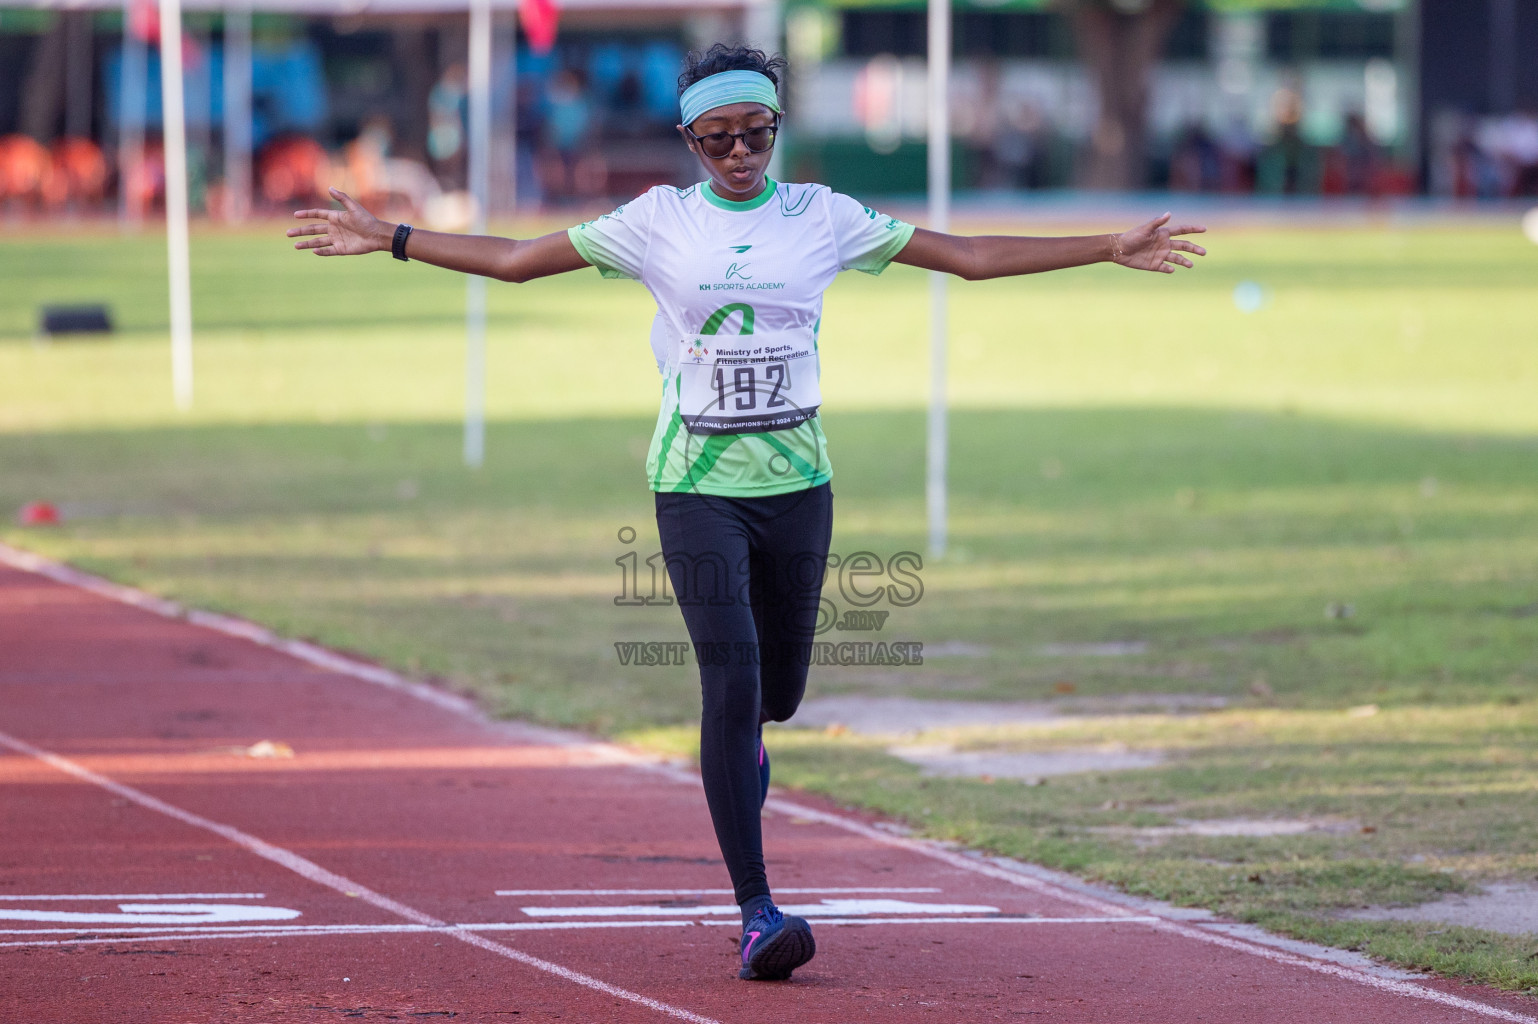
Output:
top-left (685, 122), bottom-right (779, 159)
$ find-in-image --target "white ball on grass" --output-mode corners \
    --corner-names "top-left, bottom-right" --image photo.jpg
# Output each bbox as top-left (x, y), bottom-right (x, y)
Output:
top-left (1522, 207), bottom-right (1538, 246)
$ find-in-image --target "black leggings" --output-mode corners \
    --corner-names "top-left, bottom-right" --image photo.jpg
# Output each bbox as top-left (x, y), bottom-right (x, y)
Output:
top-left (654, 482), bottom-right (833, 907)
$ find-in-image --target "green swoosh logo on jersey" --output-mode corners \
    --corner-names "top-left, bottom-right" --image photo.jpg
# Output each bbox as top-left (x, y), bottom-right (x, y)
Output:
top-left (700, 303), bottom-right (755, 336)
top-left (729, 245), bottom-right (752, 253)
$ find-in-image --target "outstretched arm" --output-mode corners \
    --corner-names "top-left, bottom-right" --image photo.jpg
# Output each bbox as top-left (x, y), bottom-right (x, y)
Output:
top-left (287, 186), bottom-right (589, 284)
top-left (892, 213), bottom-right (1206, 280)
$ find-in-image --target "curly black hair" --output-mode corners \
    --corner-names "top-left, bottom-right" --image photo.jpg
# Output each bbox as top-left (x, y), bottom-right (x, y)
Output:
top-left (677, 43), bottom-right (788, 98)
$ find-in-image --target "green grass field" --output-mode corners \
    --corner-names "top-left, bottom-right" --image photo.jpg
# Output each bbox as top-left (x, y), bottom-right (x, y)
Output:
top-left (4, 217), bottom-right (1536, 991)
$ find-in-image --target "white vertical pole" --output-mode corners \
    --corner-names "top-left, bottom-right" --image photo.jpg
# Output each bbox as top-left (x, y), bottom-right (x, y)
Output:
top-left (160, 0), bottom-right (194, 410)
top-left (223, 3), bottom-right (253, 223)
top-left (746, 0), bottom-right (785, 180)
top-left (926, 0), bottom-right (950, 559)
top-left (464, 0), bottom-right (492, 468)
top-left (119, 0), bottom-right (147, 229)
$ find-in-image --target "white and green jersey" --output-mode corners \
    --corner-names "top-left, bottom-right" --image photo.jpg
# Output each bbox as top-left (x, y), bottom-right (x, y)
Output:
top-left (567, 178), bottom-right (915, 497)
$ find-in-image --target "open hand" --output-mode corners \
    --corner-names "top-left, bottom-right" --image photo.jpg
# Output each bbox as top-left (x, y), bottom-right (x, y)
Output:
top-left (1112, 213), bottom-right (1207, 273)
top-left (287, 187), bottom-right (390, 256)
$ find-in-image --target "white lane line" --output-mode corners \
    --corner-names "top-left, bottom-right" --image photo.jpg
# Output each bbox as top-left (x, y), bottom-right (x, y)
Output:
top-left (8, 544), bottom-right (1535, 1024)
top-left (521, 899), bottom-right (1001, 919)
top-left (0, 915), bottom-right (1151, 939)
top-left (0, 924), bottom-right (438, 938)
top-left (0, 904), bottom-right (298, 925)
top-left (699, 916), bottom-right (1163, 927)
top-left (0, 914), bottom-right (1159, 949)
top-left (0, 893), bottom-right (266, 901)
top-left (496, 887), bottom-right (943, 896)
top-left (0, 728), bottom-right (719, 1024)
top-left (0, 921), bottom-right (697, 942)
top-left (0, 928), bottom-right (437, 950)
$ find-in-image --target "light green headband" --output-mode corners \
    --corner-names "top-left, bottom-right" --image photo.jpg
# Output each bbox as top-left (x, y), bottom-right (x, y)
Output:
top-left (679, 70), bottom-right (781, 127)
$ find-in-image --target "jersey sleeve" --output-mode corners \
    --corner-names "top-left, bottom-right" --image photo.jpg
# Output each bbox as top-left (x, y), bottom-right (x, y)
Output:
top-left (828, 191), bottom-right (916, 275)
top-left (566, 189), bottom-right (656, 280)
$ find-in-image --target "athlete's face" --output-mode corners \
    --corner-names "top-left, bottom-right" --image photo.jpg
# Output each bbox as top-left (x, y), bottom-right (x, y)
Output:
top-left (677, 102), bottom-right (778, 200)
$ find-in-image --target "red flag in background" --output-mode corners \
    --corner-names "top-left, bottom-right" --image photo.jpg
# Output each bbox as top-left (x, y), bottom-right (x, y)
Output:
top-left (128, 0), bottom-right (204, 69)
top-left (128, 0), bottom-right (158, 43)
top-left (519, 0), bottom-right (559, 54)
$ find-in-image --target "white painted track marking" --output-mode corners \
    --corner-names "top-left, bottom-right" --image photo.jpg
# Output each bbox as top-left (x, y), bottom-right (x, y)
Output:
top-left (0, 916), bottom-right (1154, 939)
top-left (497, 887), bottom-right (943, 896)
top-left (0, 910), bottom-right (1156, 947)
top-left (700, 915), bottom-right (1162, 927)
top-left (0, 904), bottom-right (299, 925)
top-left (0, 728), bottom-right (720, 1024)
top-left (0, 921), bottom-right (691, 939)
top-left (5, 542), bottom-right (1536, 1024)
top-left (521, 899), bottom-right (1001, 918)
top-left (0, 893), bottom-right (266, 901)
top-left (0, 915), bottom-right (1162, 951)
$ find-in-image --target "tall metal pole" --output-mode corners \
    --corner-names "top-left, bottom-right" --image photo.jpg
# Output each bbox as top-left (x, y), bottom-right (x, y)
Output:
top-left (926, 0), bottom-right (950, 559)
top-left (223, 3), bottom-right (253, 223)
top-left (464, 0), bottom-right (492, 468)
top-left (160, 0), bottom-right (194, 410)
top-left (747, 0), bottom-right (785, 180)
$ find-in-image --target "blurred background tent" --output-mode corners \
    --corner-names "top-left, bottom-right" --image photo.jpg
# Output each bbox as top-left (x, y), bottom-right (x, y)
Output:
top-left (0, 0), bottom-right (1535, 221)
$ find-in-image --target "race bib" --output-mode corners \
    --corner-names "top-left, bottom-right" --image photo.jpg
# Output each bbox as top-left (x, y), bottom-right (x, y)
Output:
top-left (675, 328), bottom-right (821, 435)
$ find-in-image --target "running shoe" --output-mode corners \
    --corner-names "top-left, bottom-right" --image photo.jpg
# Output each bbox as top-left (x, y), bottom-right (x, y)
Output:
top-left (738, 904), bottom-right (815, 981)
top-left (758, 731), bottom-right (771, 808)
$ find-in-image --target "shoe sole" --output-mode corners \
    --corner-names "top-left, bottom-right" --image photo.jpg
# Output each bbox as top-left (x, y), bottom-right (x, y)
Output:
top-left (738, 916), bottom-right (815, 981)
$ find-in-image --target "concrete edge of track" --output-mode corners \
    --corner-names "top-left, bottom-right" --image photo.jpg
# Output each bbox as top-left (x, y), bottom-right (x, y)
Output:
top-left (3, 539), bottom-right (1534, 1024)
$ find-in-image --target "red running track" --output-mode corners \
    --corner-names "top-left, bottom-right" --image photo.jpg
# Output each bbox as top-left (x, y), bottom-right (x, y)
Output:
top-left (2, 546), bottom-right (1536, 1024)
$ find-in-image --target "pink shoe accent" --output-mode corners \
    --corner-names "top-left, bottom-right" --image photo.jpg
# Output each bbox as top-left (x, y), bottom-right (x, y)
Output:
top-left (742, 930), bottom-right (762, 962)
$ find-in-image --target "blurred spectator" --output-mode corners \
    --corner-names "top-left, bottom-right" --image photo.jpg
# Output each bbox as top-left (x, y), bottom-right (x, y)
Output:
top-left (995, 98), bottom-right (1051, 190)
top-left (48, 138), bottom-right (110, 210)
top-left (1170, 122), bottom-right (1221, 193)
top-left (514, 77), bottom-right (546, 208)
top-left (539, 68), bottom-right (606, 204)
top-left (257, 133), bottom-right (330, 206)
top-left (1260, 84), bottom-right (1307, 194)
top-left (1478, 110), bottom-right (1538, 196)
top-left (1516, 114), bottom-right (1538, 196)
top-left (341, 114), bottom-right (394, 207)
top-left (1321, 111), bottom-right (1378, 195)
top-left (607, 70), bottom-right (649, 139)
top-left (1339, 112), bottom-right (1377, 194)
top-left (429, 63), bottom-right (469, 187)
top-left (1434, 109), bottom-right (1538, 198)
top-left (339, 115), bottom-right (443, 221)
top-left (124, 136), bottom-right (167, 211)
top-left (1218, 117), bottom-right (1259, 193)
top-left (0, 134), bottom-right (52, 210)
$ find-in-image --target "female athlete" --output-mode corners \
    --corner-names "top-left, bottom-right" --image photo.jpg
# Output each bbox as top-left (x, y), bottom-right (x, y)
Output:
top-left (288, 43), bottom-right (1206, 982)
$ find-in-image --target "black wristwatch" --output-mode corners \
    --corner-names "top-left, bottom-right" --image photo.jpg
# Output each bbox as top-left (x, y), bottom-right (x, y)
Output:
top-left (392, 223), bottom-right (414, 261)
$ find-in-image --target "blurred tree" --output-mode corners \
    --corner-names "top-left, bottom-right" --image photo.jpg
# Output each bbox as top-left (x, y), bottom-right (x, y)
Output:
top-left (1058, 0), bottom-right (1186, 189)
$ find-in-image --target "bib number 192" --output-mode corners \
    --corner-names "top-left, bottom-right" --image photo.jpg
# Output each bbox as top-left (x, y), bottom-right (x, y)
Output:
top-left (713, 362), bottom-right (788, 411)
